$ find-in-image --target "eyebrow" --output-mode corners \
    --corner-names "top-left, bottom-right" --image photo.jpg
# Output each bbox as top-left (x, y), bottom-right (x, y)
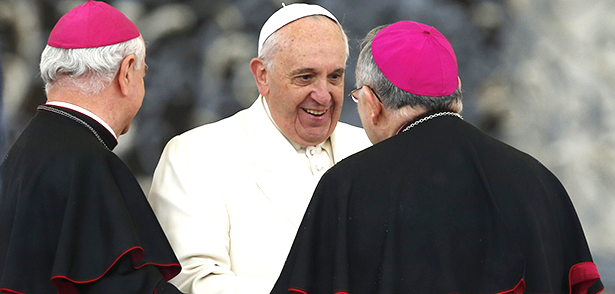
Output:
top-left (289, 68), bottom-right (316, 76)
top-left (330, 68), bottom-right (345, 75)
top-left (289, 67), bottom-right (345, 76)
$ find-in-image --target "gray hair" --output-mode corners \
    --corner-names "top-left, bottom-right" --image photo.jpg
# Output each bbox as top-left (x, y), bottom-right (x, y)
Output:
top-left (356, 25), bottom-right (462, 112)
top-left (40, 36), bottom-right (145, 95)
top-left (259, 15), bottom-right (349, 70)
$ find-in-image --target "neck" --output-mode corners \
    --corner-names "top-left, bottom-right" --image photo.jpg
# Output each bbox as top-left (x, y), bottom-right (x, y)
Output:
top-left (389, 106), bottom-right (428, 136)
top-left (397, 111), bottom-right (463, 134)
top-left (47, 87), bottom-right (124, 137)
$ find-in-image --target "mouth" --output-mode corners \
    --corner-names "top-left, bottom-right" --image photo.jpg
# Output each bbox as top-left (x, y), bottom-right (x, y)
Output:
top-left (303, 108), bottom-right (328, 117)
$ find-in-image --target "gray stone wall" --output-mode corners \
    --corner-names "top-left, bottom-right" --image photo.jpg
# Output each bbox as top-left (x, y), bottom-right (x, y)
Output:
top-left (491, 0), bottom-right (615, 285)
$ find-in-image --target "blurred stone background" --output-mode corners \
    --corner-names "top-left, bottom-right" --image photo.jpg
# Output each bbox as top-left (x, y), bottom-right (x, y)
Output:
top-left (0, 0), bottom-right (613, 288)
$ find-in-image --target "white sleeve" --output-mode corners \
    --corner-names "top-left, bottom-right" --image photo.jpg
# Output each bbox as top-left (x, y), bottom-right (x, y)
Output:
top-left (147, 136), bottom-right (275, 294)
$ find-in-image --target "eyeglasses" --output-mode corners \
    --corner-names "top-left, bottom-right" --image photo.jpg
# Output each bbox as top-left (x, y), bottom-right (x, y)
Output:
top-left (349, 85), bottom-right (382, 103)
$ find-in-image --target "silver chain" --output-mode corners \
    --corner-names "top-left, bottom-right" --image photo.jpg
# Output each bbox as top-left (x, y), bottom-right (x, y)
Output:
top-left (37, 105), bottom-right (111, 151)
top-left (401, 112), bottom-right (463, 133)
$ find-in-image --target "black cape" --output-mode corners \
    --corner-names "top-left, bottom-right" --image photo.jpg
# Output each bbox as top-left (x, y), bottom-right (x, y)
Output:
top-left (0, 106), bottom-right (182, 293)
top-left (271, 115), bottom-right (603, 294)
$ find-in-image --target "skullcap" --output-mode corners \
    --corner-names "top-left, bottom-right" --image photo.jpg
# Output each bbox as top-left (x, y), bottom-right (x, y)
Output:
top-left (48, 0), bottom-right (140, 49)
top-left (372, 21), bottom-right (459, 97)
top-left (258, 3), bottom-right (339, 55)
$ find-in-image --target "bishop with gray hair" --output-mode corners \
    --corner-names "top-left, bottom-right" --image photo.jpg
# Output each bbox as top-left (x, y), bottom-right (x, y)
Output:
top-left (0, 1), bottom-right (183, 293)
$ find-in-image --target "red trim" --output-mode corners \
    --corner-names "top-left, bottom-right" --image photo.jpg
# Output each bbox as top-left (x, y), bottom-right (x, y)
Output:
top-left (495, 279), bottom-right (525, 294)
top-left (50, 246), bottom-right (181, 294)
top-left (288, 281), bottom-right (523, 294)
top-left (0, 288), bottom-right (28, 294)
top-left (135, 261), bottom-right (182, 281)
top-left (288, 288), bottom-right (351, 294)
top-left (569, 262), bottom-right (602, 294)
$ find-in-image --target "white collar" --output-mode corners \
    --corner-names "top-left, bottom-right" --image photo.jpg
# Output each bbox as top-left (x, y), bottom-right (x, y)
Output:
top-left (45, 101), bottom-right (118, 140)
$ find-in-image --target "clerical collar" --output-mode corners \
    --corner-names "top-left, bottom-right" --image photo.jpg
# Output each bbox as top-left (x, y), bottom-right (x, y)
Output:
top-left (396, 111), bottom-right (463, 135)
top-left (39, 103), bottom-right (119, 150)
top-left (45, 101), bottom-right (118, 140)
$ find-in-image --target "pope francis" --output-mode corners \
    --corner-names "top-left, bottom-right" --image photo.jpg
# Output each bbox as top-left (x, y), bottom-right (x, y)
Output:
top-left (147, 3), bottom-right (371, 293)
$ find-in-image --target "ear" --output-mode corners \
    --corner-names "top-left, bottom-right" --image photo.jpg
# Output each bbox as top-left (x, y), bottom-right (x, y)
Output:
top-left (118, 54), bottom-right (137, 97)
top-left (363, 86), bottom-right (383, 125)
top-left (250, 58), bottom-right (270, 97)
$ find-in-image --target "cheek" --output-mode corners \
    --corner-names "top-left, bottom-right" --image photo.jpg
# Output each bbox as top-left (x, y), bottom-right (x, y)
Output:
top-left (357, 105), bottom-right (369, 126)
top-left (331, 92), bottom-right (344, 116)
top-left (332, 86), bottom-right (344, 104)
top-left (280, 90), bottom-right (307, 113)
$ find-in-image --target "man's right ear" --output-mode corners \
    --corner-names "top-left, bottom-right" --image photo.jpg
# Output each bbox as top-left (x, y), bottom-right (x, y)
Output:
top-left (363, 87), bottom-right (383, 126)
top-left (250, 58), bottom-right (269, 97)
top-left (117, 54), bottom-right (137, 97)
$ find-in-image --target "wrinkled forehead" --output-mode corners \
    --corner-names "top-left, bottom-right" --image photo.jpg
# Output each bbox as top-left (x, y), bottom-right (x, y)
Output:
top-left (275, 17), bottom-right (346, 59)
top-left (277, 16), bottom-right (343, 43)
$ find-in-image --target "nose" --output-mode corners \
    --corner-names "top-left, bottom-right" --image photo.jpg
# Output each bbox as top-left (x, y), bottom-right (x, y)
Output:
top-left (310, 78), bottom-right (332, 105)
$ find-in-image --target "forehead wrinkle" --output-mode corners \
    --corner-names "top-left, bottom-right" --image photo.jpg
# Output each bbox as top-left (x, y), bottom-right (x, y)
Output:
top-left (277, 17), bottom-right (345, 52)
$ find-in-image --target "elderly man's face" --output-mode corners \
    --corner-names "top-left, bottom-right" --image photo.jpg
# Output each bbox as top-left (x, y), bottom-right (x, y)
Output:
top-left (264, 17), bottom-right (346, 146)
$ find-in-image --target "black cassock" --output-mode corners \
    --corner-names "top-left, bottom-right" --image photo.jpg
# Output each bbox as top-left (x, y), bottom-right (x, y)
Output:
top-left (271, 114), bottom-right (603, 294)
top-left (0, 105), bottom-right (182, 293)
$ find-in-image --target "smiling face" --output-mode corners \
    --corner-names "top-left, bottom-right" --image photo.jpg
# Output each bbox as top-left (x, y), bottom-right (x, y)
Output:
top-left (260, 17), bottom-right (347, 146)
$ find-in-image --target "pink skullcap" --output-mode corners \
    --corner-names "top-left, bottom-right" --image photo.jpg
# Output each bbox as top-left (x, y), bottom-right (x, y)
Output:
top-left (48, 0), bottom-right (140, 49)
top-left (372, 21), bottom-right (459, 97)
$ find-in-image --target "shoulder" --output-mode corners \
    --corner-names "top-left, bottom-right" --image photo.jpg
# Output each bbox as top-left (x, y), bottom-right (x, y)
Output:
top-left (452, 119), bottom-right (565, 191)
top-left (165, 109), bottom-right (249, 152)
top-left (334, 121), bottom-right (367, 136)
top-left (155, 108), bottom-right (256, 174)
top-left (330, 122), bottom-right (372, 157)
top-left (461, 121), bottom-right (550, 171)
top-left (179, 109), bottom-right (248, 141)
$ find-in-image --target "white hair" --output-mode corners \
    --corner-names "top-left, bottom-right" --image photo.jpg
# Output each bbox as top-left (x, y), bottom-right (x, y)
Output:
top-left (40, 36), bottom-right (145, 95)
top-left (259, 15), bottom-right (349, 70)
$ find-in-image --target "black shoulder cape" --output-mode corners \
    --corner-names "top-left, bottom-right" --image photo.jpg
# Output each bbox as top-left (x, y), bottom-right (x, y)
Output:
top-left (271, 115), bottom-right (603, 294)
top-left (0, 106), bottom-right (182, 293)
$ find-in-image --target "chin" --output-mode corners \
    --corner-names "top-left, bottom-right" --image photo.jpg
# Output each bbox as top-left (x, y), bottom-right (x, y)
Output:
top-left (299, 132), bottom-right (329, 146)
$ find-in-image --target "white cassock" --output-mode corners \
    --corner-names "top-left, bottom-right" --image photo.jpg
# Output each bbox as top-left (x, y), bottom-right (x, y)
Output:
top-left (148, 95), bottom-right (371, 293)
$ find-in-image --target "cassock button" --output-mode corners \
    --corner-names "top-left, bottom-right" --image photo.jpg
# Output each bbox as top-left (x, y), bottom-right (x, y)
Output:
top-left (316, 165), bottom-right (323, 171)
top-left (309, 148), bottom-right (316, 156)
